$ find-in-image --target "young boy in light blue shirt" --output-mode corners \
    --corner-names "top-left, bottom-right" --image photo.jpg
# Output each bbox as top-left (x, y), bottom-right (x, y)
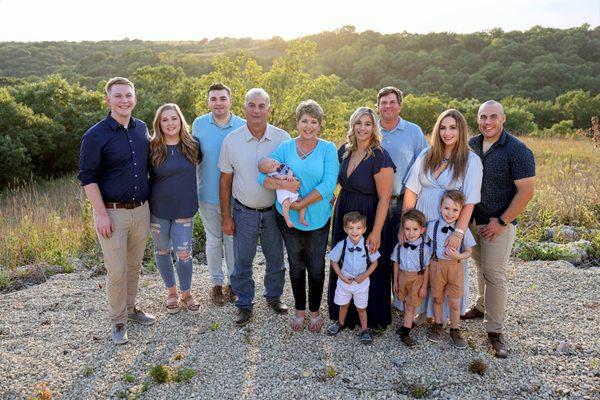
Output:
top-left (326, 212), bottom-right (380, 344)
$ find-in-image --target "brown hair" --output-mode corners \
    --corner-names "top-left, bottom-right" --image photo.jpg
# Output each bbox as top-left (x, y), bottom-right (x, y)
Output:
top-left (402, 209), bottom-right (427, 228)
top-left (343, 211), bottom-right (367, 228)
top-left (295, 99), bottom-right (324, 124)
top-left (343, 107), bottom-right (382, 159)
top-left (105, 77), bottom-right (134, 95)
top-left (423, 109), bottom-right (470, 183)
top-left (150, 103), bottom-right (199, 167)
top-left (376, 86), bottom-right (403, 105)
top-left (441, 190), bottom-right (467, 208)
top-left (207, 83), bottom-right (231, 97)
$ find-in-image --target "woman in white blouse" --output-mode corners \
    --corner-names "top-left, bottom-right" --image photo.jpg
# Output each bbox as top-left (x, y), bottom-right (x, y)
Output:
top-left (401, 109), bottom-right (483, 321)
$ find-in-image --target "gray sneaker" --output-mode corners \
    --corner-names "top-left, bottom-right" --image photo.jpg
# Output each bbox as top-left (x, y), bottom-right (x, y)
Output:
top-left (326, 321), bottom-right (345, 336)
top-left (127, 306), bottom-right (156, 326)
top-left (427, 324), bottom-right (446, 343)
top-left (111, 323), bottom-right (129, 345)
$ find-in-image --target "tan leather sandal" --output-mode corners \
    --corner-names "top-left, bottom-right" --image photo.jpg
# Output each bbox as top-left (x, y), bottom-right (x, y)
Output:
top-left (166, 294), bottom-right (180, 314)
top-left (181, 294), bottom-right (200, 314)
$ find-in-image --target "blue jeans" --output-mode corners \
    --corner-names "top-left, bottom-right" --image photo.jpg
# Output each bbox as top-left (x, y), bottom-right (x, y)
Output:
top-left (230, 203), bottom-right (285, 310)
top-left (150, 214), bottom-right (194, 291)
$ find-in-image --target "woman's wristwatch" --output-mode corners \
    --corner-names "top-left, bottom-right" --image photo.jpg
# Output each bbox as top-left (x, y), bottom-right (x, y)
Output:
top-left (497, 217), bottom-right (507, 226)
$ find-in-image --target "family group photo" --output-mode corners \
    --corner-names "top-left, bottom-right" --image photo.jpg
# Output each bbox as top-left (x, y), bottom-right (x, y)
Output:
top-left (0, 1), bottom-right (599, 399)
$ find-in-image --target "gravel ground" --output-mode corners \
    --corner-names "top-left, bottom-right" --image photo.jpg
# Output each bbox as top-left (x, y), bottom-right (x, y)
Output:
top-left (0, 255), bottom-right (598, 400)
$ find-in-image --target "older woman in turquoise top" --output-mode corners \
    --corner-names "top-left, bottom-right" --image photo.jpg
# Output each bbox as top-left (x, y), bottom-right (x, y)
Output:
top-left (259, 100), bottom-right (339, 333)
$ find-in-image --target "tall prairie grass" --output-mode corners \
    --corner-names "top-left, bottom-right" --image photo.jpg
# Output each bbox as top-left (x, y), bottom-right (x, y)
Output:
top-left (0, 137), bottom-right (598, 278)
top-left (518, 137), bottom-right (600, 239)
top-left (0, 177), bottom-right (97, 271)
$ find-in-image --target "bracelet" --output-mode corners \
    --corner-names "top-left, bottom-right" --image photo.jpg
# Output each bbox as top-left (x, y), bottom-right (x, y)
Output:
top-left (454, 228), bottom-right (465, 235)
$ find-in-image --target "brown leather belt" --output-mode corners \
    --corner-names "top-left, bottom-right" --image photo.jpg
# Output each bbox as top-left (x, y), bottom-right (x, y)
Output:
top-left (104, 201), bottom-right (145, 210)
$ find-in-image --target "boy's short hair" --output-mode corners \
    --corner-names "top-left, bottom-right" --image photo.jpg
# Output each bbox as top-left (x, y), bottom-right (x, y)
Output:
top-left (441, 190), bottom-right (466, 208)
top-left (402, 209), bottom-right (427, 228)
top-left (105, 77), bottom-right (134, 95)
top-left (207, 82), bottom-right (231, 97)
top-left (295, 99), bottom-right (324, 124)
top-left (343, 211), bottom-right (366, 228)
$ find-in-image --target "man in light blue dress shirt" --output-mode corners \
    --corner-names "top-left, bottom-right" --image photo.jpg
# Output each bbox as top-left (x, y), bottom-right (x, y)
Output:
top-left (192, 83), bottom-right (245, 305)
top-left (376, 86), bottom-right (429, 238)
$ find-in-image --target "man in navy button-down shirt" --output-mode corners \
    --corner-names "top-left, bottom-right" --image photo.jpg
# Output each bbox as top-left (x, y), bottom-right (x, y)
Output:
top-left (465, 100), bottom-right (535, 359)
top-left (78, 77), bottom-right (155, 345)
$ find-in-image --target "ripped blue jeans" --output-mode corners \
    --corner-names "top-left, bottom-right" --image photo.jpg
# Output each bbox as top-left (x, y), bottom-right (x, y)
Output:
top-left (150, 214), bottom-right (194, 291)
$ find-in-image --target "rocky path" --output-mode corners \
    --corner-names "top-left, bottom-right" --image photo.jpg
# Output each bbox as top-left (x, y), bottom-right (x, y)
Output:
top-left (0, 258), bottom-right (598, 399)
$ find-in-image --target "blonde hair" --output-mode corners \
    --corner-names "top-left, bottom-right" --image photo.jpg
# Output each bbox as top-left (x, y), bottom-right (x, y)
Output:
top-left (423, 109), bottom-right (470, 183)
top-left (150, 103), bottom-right (198, 167)
top-left (343, 107), bottom-right (382, 159)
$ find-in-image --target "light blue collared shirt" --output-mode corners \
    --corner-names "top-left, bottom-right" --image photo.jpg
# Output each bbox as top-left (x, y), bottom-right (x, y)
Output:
top-left (192, 112), bottom-right (246, 205)
top-left (380, 118), bottom-right (428, 196)
top-left (427, 219), bottom-right (476, 260)
top-left (390, 237), bottom-right (432, 273)
top-left (329, 237), bottom-right (380, 278)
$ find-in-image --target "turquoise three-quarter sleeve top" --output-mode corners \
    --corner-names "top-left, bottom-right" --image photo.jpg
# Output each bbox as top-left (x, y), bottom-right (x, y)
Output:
top-left (258, 138), bottom-right (339, 231)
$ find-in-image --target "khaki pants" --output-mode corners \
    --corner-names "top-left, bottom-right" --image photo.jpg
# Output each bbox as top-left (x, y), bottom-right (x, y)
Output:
top-left (470, 222), bottom-right (516, 333)
top-left (94, 202), bottom-right (150, 324)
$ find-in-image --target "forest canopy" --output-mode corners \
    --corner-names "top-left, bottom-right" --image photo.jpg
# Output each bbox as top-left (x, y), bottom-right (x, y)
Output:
top-left (0, 25), bottom-right (598, 187)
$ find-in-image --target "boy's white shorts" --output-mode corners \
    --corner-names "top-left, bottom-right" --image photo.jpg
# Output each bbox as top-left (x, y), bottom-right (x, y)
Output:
top-left (334, 277), bottom-right (370, 309)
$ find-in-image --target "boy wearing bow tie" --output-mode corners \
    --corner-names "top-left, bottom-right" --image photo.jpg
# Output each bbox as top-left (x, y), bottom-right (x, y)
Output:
top-left (426, 190), bottom-right (476, 348)
top-left (326, 212), bottom-right (380, 344)
top-left (391, 209), bottom-right (432, 347)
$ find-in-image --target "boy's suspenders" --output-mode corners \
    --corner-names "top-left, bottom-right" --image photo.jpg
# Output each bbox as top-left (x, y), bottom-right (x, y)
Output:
top-left (339, 239), bottom-right (368, 272)
top-left (397, 239), bottom-right (427, 275)
top-left (431, 220), bottom-right (463, 263)
top-left (339, 239), bottom-right (347, 268)
top-left (432, 220), bottom-right (440, 261)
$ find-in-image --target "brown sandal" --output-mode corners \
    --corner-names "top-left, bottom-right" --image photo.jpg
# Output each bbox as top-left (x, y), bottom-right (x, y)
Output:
top-left (166, 294), bottom-right (180, 314)
top-left (181, 294), bottom-right (200, 314)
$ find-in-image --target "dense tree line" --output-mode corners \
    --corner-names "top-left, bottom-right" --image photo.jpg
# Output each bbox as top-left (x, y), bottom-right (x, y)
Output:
top-left (1, 34), bottom-right (599, 188)
top-left (1, 25), bottom-right (598, 99)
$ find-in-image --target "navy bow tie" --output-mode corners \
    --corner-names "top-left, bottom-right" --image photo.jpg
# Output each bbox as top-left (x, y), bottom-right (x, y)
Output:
top-left (348, 246), bottom-right (362, 252)
top-left (441, 225), bottom-right (455, 233)
top-left (403, 243), bottom-right (417, 250)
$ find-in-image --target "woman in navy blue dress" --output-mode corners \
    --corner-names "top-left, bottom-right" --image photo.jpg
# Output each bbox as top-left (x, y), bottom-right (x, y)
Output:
top-left (327, 107), bottom-right (395, 330)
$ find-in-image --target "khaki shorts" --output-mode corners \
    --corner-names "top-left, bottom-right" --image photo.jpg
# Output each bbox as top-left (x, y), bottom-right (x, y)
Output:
top-left (397, 270), bottom-right (425, 308)
top-left (430, 259), bottom-right (463, 300)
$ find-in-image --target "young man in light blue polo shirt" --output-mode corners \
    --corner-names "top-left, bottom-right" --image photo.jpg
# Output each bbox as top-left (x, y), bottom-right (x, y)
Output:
top-left (377, 86), bottom-right (429, 238)
top-left (192, 83), bottom-right (245, 305)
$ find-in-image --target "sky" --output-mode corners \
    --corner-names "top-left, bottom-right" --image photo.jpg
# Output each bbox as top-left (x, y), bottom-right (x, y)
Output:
top-left (0, 0), bottom-right (598, 42)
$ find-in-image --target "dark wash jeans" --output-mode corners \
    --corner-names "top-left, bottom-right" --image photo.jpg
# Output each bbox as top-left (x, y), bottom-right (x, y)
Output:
top-left (230, 203), bottom-right (285, 310)
top-left (276, 213), bottom-right (330, 312)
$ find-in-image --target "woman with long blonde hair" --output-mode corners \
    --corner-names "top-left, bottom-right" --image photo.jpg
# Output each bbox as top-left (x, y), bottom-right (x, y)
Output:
top-left (326, 107), bottom-right (396, 340)
top-left (401, 108), bottom-right (483, 337)
top-left (149, 103), bottom-right (201, 314)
